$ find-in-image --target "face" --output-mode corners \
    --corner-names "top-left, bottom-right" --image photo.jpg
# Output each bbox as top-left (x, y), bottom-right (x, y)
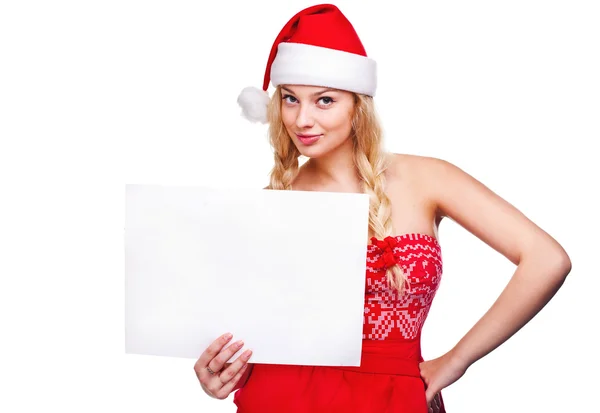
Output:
top-left (280, 85), bottom-right (355, 158)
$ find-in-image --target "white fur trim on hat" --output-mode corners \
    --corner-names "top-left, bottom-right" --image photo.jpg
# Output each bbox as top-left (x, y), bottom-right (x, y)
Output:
top-left (237, 86), bottom-right (270, 123)
top-left (270, 42), bottom-right (377, 96)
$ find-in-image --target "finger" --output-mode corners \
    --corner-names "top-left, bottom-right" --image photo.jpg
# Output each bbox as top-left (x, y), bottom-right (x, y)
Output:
top-left (202, 361), bottom-right (245, 398)
top-left (196, 333), bottom-right (233, 367)
top-left (202, 349), bottom-right (251, 395)
top-left (207, 340), bottom-right (246, 377)
top-left (215, 363), bottom-right (249, 399)
top-left (430, 393), bottom-right (442, 412)
top-left (425, 387), bottom-right (436, 404)
top-left (218, 349), bottom-right (253, 384)
top-left (194, 333), bottom-right (233, 380)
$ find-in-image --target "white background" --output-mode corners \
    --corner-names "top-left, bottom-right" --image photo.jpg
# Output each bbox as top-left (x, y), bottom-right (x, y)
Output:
top-left (0, 0), bottom-right (597, 412)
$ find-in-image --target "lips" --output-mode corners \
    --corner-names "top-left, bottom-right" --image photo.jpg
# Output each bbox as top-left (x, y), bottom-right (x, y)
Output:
top-left (296, 133), bottom-right (322, 145)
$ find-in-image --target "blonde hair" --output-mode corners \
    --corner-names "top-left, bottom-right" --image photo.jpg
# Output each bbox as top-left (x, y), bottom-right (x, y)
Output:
top-left (265, 86), bottom-right (409, 294)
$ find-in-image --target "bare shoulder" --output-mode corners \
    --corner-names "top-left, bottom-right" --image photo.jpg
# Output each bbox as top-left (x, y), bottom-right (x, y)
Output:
top-left (387, 152), bottom-right (448, 170)
top-left (385, 153), bottom-right (443, 192)
top-left (385, 153), bottom-right (440, 211)
top-left (389, 153), bottom-right (570, 268)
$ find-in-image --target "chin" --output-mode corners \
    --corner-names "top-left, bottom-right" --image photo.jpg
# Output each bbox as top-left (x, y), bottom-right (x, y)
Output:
top-left (295, 143), bottom-right (331, 158)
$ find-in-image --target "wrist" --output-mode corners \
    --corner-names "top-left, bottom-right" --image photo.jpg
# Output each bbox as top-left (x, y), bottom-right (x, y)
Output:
top-left (448, 345), bottom-right (473, 372)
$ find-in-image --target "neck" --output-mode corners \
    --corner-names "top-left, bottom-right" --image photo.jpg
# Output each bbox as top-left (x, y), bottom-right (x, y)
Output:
top-left (306, 139), bottom-right (362, 191)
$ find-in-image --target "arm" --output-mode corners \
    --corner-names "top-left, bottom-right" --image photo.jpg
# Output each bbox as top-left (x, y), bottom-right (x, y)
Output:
top-left (424, 157), bottom-right (571, 373)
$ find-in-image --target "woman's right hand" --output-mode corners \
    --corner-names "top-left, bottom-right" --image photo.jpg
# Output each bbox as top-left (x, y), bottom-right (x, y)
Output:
top-left (194, 333), bottom-right (254, 400)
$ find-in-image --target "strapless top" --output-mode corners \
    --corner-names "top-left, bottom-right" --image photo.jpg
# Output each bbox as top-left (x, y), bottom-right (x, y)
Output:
top-left (364, 233), bottom-right (443, 341)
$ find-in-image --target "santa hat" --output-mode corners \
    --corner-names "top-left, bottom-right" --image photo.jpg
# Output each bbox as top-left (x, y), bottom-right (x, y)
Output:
top-left (237, 3), bottom-right (377, 123)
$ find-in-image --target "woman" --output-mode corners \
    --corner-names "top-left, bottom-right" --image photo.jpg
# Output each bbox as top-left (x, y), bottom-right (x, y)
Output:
top-left (193, 4), bottom-right (571, 412)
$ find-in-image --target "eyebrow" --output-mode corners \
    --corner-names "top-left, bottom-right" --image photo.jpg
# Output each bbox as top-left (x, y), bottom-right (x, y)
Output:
top-left (281, 86), bottom-right (338, 97)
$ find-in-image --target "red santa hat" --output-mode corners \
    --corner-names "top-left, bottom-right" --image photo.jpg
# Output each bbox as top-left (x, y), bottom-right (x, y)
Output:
top-left (237, 3), bottom-right (377, 123)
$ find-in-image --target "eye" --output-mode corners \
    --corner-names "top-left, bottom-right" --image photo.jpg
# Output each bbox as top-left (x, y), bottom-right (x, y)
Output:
top-left (282, 94), bottom-right (298, 104)
top-left (318, 96), bottom-right (334, 106)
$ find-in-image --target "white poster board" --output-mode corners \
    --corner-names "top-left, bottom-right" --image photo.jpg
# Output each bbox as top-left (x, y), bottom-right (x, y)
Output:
top-left (125, 184), bottom-right (370, 366)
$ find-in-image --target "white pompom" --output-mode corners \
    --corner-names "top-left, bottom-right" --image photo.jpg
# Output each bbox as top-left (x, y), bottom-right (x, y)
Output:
top-left (237, 86), bottom-right (270, 123)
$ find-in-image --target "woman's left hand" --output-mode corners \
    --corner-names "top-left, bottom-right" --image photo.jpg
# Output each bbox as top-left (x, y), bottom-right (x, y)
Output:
top-left (419, 350), bottom-right (469, 403)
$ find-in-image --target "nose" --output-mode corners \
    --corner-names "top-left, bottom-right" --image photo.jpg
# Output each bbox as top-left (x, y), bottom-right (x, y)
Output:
top-left (295, 103), bottom-right (315, 129)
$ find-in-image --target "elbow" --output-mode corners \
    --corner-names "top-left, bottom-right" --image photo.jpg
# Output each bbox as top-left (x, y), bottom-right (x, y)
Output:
top-left (534, 247), bottom-right (571, 295)
top-left (557, 249), bottom-right (572, 277)
top-left (551, 251), bottom-right (571, 295)
top-left (517, 241), bottom-right (571, 297)
top-left (538, 235), bottom-right (572, 278)
top-left (524, 243), bottom-right (572, 283)
top-left (546, 246), bottom-right (572, 286)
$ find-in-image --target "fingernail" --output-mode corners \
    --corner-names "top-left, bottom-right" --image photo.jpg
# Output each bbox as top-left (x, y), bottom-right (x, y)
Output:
top-left (243, 350), bottom-right (253, 359)
top-left (224, 333), bottom-right (233, 340)
top-left (236, 340), bottom-right (244, 348)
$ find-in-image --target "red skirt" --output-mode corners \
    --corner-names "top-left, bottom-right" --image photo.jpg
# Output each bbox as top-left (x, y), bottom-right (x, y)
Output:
top-left (233, 340), bottom-right (446, 413)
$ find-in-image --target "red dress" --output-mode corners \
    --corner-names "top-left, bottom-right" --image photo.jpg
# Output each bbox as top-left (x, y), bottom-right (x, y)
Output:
top-left (234, 233), bottom-right (447, 413)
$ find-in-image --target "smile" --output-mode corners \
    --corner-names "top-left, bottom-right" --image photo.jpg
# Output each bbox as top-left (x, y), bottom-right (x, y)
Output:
top-left (296, 134), bottom-right (322, 145)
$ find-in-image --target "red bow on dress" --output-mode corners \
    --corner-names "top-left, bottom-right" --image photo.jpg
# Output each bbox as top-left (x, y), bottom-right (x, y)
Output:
top-left (370, 236), bottom-right (400, 270)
